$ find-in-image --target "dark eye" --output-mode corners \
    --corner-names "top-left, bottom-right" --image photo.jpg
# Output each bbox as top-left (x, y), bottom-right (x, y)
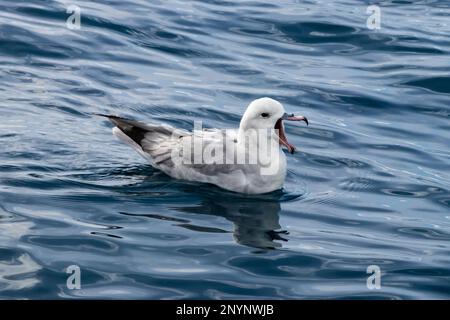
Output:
top-left (261, 113), bottom-right (269, 118)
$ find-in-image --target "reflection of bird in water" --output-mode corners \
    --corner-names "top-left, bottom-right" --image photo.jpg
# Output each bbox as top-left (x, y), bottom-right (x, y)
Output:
top-left (175, 196), bottom-right (288, 250)
top-left (116, 168), bottom-right (293, 250)
top-left (225, 201), bottom-right (288, 249)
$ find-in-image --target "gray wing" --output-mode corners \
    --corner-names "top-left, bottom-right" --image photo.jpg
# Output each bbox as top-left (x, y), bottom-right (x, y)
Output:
top-left (171, 129), bottom-right (258, 192)
top-left (102, 115), bottom-right (189, 168)
top-left (177, 128), bottom-right (240, 174)
top-left (102, 115), bottom-right (253, 191)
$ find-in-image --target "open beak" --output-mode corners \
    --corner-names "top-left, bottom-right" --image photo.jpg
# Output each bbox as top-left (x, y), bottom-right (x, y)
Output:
top-left (275, 113), bottom-right (309, 154)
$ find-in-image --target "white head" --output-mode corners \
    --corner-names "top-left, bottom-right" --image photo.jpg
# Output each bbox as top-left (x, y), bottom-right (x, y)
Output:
top-left (239, 97), bottom-right (308, 154)
top-left (239, 97), bottom-right (285, 131)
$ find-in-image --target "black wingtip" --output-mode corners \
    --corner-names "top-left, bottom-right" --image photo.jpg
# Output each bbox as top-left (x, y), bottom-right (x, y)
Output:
top-left (93, 113), bottom-right (131, 128)
top-left (92, 113), bottom-right (122, 119)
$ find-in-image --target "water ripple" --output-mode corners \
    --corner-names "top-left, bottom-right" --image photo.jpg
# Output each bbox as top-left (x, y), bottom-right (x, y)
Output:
top-left (0, 0), bottom-right (449, 299)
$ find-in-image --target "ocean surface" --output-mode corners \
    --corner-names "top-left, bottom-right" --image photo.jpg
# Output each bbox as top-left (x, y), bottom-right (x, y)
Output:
top-left (0, 0), bottom-right (449, 299)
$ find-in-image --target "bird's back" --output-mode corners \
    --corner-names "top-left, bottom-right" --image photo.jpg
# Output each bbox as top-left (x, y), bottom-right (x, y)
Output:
top-left (104, 115), bottom-right (286, 194)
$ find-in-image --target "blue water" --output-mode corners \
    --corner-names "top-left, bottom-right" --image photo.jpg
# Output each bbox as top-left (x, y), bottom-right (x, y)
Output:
top-left (1, 0), bottom-right (449, 299)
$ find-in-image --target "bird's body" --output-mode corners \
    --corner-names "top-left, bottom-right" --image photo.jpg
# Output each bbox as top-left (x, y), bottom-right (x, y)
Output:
top-left (102, 98), bottom-right (308, 194)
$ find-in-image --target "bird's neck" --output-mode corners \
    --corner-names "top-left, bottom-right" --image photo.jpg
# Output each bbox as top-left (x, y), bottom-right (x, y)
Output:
top-left (237, 127), bottom-right (280, 153)
top-left (237, 127), bottom-right (286, 177)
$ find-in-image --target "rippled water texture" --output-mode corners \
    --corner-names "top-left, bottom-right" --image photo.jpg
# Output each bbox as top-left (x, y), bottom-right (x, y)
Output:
top-left (1, 0), bottom-right (449, 299)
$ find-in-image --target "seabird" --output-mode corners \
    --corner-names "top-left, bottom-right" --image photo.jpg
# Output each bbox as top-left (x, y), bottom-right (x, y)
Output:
top-left (99, 97), bottom-right (308, 194)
